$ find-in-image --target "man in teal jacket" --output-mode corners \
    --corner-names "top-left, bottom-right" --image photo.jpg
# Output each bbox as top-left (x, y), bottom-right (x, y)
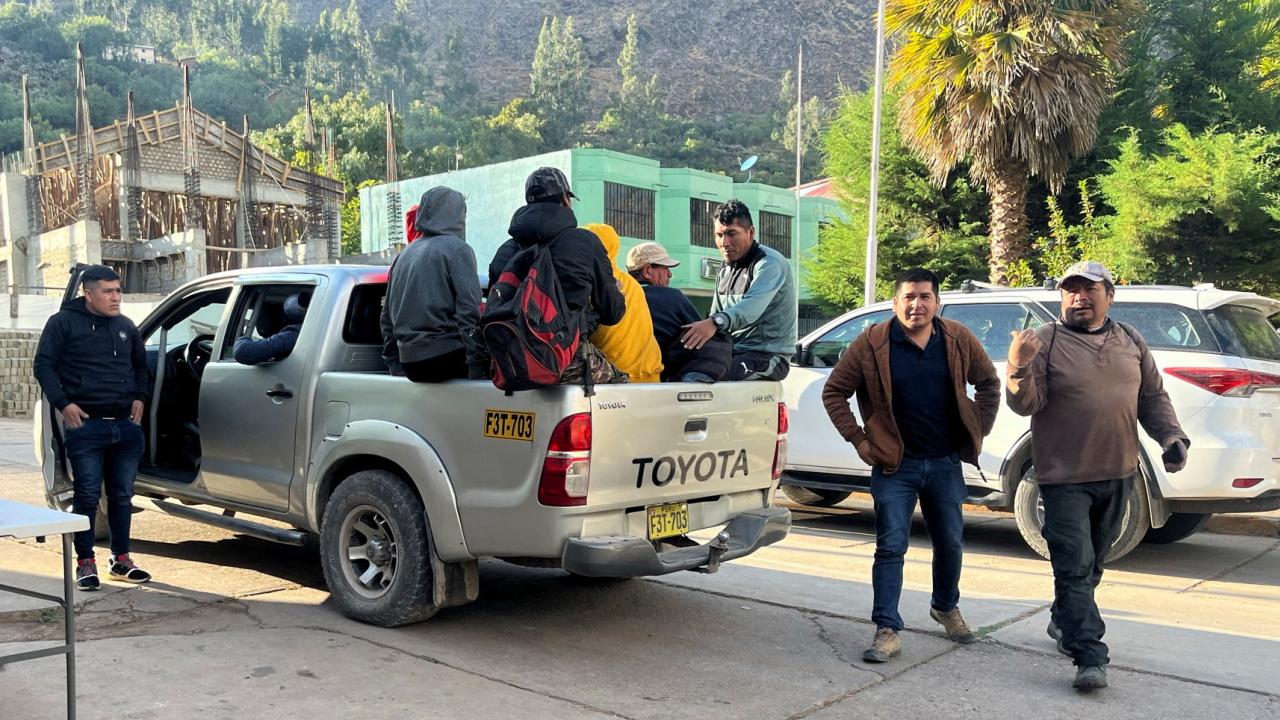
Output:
top-left (680, 199), bottom-right (797, 381)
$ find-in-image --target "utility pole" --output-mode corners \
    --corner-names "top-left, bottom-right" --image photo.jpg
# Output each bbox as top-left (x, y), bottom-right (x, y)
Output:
top-left (794, 43), bottom-right (804, 320)
top-left (864, 0), bottom-right (888, 305)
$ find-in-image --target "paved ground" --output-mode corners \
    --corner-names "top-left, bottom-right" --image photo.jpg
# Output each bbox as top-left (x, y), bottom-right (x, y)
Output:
top-left (0, 418), bottom-right (1277, 719)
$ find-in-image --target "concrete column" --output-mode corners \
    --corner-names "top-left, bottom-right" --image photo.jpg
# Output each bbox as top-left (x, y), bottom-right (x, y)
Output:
top-left (0, 172), bottom-right (31, 296)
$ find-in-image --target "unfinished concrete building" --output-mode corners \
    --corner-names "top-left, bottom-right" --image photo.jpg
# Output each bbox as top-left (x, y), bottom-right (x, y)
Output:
top-left (0, 63), bottom-right (344, 300)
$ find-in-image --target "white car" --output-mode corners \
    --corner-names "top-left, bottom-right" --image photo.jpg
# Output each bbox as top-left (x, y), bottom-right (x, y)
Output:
top-left (782, 283), bottom-right (1280, 561)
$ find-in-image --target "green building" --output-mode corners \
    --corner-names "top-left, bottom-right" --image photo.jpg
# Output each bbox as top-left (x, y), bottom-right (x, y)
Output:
top-left (359, 148), bottom-right (841, 320)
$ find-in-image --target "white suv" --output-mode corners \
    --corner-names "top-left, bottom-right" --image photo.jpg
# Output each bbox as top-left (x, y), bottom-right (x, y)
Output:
top-left (782, 284), bottom-right (1280, 561)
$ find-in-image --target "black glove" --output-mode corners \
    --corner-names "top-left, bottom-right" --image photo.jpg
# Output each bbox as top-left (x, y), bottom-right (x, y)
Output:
top-left (1161, 439), bottom-right (1188, 473)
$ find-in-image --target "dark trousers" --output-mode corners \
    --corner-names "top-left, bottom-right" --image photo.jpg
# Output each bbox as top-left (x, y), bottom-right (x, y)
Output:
top-left (65, 418), bottom-right (145, 559)
top-left (659, 334), bottom-right (732, 382)
top-left (726, 350), bottom-right (791, 381)
top-left (1040, 477), bottom-right (1130, 667)
top-left (403, 348), bottom-right (469, 383)
top-left (869, 455), bottom-right (966, 631)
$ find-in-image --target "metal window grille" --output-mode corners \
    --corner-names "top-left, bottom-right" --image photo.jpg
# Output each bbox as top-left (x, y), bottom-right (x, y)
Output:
top-left (759, 211), bottom-right (793, 258)
top-left (690, 198), bottom-right (722, 249)
top-left (603, 182), bottom-right (655, 240)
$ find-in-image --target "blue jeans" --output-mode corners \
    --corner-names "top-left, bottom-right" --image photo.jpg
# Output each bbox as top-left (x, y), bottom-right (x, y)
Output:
top-left (64, 418), bottom-right (145, 559)
top-left (869, 455), bottom-right (966, 631)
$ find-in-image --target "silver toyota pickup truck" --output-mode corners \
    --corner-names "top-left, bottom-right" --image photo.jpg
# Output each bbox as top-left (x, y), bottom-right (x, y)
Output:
top-left (36, 265), bottom-right (790, 626)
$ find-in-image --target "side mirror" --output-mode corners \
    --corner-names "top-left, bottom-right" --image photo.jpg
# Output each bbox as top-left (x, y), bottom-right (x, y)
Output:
top-left (794, 342), bottom-right (811, 367)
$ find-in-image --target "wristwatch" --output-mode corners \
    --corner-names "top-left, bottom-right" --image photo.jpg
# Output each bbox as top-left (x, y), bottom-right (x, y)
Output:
top-left (712, 313), bottom-right (729, 331)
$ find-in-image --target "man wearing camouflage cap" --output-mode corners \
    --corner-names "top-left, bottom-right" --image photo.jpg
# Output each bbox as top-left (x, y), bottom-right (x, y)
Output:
top-left (1006, 260), bottom-right (1189, 693)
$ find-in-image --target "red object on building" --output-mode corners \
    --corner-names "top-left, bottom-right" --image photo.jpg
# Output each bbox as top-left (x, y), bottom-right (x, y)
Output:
top-left (405, 204), bottom-right (422, 243)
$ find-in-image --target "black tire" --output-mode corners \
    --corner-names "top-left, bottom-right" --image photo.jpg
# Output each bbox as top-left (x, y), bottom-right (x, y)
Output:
top-left (782, 484), bottom-right (853, 507)
top-left (1013, 466), bottom-right (1150, 563)
top-left (1143, 512), bottom-right (1211, 544)
top-left (319, 470), bottom-right (439, 627)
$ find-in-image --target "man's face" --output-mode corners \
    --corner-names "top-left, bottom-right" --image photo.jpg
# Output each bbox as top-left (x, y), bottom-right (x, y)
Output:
top-left (1060, 278), bottom-right (1112, 328)
top-left (641, 264), bottom-right (673, 287)
top-left (84, 279), bottom-right (123, 317)
top-left (714, 220), bottom-right (755, 264)
top-left (892, 280), bottom-right (939, 331)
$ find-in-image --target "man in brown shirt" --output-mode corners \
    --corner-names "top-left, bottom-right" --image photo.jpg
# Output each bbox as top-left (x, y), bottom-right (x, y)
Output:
top-left (822, 268), bottom-right (1000, 663)
top-left (1007, 260), bottom-right (1189, 693)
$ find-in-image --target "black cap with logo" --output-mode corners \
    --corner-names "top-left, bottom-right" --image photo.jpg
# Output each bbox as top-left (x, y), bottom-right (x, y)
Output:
top-left (524, 167), bottom-right (578, 203)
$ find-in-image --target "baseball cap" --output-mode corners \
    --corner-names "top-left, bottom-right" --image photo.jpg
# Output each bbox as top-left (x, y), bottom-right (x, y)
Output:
top-left (1061, 260), bottom-right (1114, 285)
top-left (524, 167), bottom-right (577, 203)
top-left (626, 242), bottom-right (680, 271)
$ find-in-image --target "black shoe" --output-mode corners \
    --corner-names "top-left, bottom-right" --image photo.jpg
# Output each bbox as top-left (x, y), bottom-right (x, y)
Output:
top-left (1047, 621), bottom-right (1070, 656)
top-left (109, 554), bottom-right (151, 583)
top-left (75, 558), bottom-right (99, 592)
top-left (1073, 665), bottom-right (1108, 692)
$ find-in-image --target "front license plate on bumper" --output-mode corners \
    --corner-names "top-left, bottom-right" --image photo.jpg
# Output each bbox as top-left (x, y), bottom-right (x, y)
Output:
top-left (647, 502), bottom-right (689, 541)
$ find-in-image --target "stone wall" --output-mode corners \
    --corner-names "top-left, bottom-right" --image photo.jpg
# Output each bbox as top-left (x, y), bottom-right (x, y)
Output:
top-left (0, 329), bottom-right (39, 418)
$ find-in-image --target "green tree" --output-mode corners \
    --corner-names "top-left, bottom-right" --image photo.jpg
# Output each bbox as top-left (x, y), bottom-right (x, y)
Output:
top-left (0, 2), bottom-right (68, 60)
top-left (886, 0), bottom-right (1138, 284)
top-left (59, 15), bottom-right (125, 59)
top-left (806, 89), bottom-right (988, 307)
top-left (773, 70), bottom-right (827, 180)
top-left (529, 16), bottom-right (589, 150)
top-left (597, 15), bottom-right (663, 151)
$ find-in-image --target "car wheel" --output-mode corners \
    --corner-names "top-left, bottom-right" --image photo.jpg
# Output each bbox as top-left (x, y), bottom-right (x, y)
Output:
top-left (1143, 512), bottom-right (1211, 544)
top-left (1013, 466), bottom-right (1150, 563)
top-left (781, 485), bottom-right (853, 507)
top-left (320, 470), bottom-right (439, 627)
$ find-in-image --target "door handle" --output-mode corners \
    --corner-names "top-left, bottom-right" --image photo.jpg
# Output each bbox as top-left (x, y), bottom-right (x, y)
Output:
top-left (265, 385), bottom-right (294, 400)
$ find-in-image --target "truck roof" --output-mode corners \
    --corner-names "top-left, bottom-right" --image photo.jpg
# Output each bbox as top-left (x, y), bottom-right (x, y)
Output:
top-left (200, 264), bottom-right (390, 285)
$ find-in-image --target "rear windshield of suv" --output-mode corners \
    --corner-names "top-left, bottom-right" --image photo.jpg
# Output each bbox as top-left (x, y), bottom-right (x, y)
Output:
top-left (1107, 303), bottom-right (1219, 352)
top-left (1205, 304), bottom-right (1280, 361)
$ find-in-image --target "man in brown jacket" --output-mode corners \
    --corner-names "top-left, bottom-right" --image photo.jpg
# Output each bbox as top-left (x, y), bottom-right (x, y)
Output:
top-left (822, 268), bottom-right (1000, 664)
top-left (1007, 260), bottom-right (1188, 693)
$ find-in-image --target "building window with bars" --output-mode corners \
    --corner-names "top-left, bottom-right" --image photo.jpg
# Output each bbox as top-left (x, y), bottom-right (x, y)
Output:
top-left (603, 182), bottom-right (655, 240)
top-left (690, 198), bottom-right (722, 249)
top-left (759, 210), bottom-right (793, 258)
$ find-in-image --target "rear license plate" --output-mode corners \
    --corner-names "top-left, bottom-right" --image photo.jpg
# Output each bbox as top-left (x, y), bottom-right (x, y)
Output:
top-left (646, 502), bottom-right (689, 541)
top-left (484, 409), bottom-right (535, 441)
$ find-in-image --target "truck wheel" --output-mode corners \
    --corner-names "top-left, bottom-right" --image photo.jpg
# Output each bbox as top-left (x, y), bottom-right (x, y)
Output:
top-left (320, 470), bottom-right (439, 627)
top-left (1143, 513), bottom-right (1211, 544)
top-left (1013, 466), bottom-right (1150, 563)
top-left (781, 485), bottom-right (853, 507)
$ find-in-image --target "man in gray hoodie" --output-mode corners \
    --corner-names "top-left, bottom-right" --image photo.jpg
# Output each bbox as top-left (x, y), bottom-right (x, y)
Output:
top-left (381, 186), bottom-right (485, 382)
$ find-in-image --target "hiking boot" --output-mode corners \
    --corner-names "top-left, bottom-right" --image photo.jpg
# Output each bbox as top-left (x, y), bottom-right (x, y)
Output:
top-left (1047, 621), bottom-right (1070, 657)
top-left (1073, 665), bottom-right (1108, 692)
top-left (930, 607), bottom-right (977, 644)
top-left (862, 627), bottom-right (901, 663)
top-left (75, 558), bottom-right (99, 592)
top-left (109, 554), bottom-right (151, 584)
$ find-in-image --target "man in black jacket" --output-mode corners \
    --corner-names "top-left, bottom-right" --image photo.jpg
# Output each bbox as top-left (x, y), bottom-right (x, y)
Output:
top-left (33, 265), bottom-right (152, 590)
top-left (233, 292), bottom-right (308, 366)
top-left (489, 167), bottom-right (627, 382)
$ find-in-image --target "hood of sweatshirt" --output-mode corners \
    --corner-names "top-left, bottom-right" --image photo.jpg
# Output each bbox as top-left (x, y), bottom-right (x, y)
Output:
top-left (507, 202), bottom-right (577, 248)
top-left (413, 186), bottom-right (467, 241)
top-left (584, 223), bottom-right (621, 264)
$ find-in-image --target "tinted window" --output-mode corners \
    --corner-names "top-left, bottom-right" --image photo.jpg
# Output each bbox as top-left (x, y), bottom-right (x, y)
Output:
top-left (943, 303), bottom-right (1047, 359)
top-left (1108, 303), bottom-right (1217, 351)
top-left (1205, 304), bottom-right (1280, 360)
top-left (807, 310), bottom-right (892, 367)
top-left (345, 284), bottom-right (386, 345)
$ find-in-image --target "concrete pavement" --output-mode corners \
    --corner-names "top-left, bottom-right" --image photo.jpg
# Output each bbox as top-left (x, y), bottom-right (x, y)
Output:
top-left (1, 417), bottom-right (1277, 719)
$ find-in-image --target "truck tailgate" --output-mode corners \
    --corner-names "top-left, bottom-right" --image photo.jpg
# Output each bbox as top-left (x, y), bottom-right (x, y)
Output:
top-left (586, 382), bottom-right (782, 509)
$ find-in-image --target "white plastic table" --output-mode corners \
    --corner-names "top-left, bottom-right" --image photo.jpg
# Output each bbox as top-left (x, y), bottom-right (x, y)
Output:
top-left (0, 499), bottom-right (89, 720)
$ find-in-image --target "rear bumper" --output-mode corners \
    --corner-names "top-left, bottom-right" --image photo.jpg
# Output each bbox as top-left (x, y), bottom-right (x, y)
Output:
top-left (561, 506), bottom-right (791, 577)
top-left (1168, 489), bottom-right (1280, 514)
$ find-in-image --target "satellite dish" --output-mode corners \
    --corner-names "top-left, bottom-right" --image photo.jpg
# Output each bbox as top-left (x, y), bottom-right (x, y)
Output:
top-left (739, 155), bottom-right (759, 172)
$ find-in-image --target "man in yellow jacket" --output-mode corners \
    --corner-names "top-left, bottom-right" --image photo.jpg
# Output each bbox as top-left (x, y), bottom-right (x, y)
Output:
top-left (583, 224), bottom-right (664, 383)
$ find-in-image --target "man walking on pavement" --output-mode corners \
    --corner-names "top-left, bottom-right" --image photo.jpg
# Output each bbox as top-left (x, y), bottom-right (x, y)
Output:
top-left (1006, 260), bottom-right (1189, 692)
top-left (34, 265), bottom-right (152, 590)
top-left (822, 268), bottom-right (1000, 663)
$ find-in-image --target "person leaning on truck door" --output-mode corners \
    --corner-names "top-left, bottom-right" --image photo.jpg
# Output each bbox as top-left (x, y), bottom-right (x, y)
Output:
top-left (33, 265), bottom-right (153, 590)
top-left (821, 268), bottom-right (1000, 664)
top-left (381, 186), bottom-right (487, 382)
top-left (1005, 260), bottom-right (1189, 693)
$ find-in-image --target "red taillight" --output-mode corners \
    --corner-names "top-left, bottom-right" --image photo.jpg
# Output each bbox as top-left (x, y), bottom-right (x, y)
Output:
top-left (1164, 367), bottom-right (1280, 397)
top-left (538, 413), bottom-right (591, 506)
top-left (773, 402), bottom-right (789, 481)
top-left (1233, 478), bottom-right (1263, 489)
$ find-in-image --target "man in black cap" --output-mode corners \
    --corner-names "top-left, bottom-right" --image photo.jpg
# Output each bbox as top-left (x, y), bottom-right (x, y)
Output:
top-left (33, 265), bottom-right (152, 590)
top-left (487, 167), bottom-right (626, 381)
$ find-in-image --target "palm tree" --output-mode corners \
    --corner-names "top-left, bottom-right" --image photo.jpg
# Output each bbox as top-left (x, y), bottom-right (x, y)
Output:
top-left (886, 0), bottom-right (1138, 284)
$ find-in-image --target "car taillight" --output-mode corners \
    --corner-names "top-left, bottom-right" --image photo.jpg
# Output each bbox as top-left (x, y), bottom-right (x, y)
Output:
top-left (538, 413), bottom-right (591, 506)
top-left (1233, 478), bottom-right (1263, 489)
top-left (1164, 367), bottom-right (1280, 397)
top-left (773, 402), bottom-right (789, 480)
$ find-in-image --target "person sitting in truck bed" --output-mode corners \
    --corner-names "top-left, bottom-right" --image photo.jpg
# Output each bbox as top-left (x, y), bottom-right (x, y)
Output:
top-left (233, 292), bottom-right (308, 366)
top-left (582, 223), bottom-right (663, 383)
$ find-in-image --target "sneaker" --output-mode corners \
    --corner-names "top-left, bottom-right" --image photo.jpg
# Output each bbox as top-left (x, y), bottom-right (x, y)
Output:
top-left (75, 558), bottom-right (100, 592)
top-left (930, 607), bottom-right (977, 644)
top-left (1073, 665), bottom-right (1108, 692)
top-left (1047, 621), bottom-right (1070, 657)
top-left (862, 627), bottom-right (901, 663)
top-left (109, 554), bottom-right (151, 584)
